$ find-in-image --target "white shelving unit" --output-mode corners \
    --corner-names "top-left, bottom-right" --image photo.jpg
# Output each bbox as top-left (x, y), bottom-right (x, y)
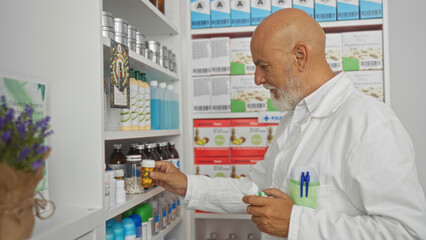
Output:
top-left (194, 213), bottom-right (251, 220)
top-left (103, 129), bottom-right (181, 140)
top-left (193, 112), bottom-right (258, 119)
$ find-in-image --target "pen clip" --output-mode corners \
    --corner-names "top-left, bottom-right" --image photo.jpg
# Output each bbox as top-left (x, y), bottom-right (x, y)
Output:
top-left (300, 172), bottom-right (305, 198)
top-left (305, 171), bottom-right (310, 197)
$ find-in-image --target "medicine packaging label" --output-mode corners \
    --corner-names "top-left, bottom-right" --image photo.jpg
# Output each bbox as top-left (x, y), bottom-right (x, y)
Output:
top-left (211, 0), bottom-right (231, 27)
top-left (191, 0), bottom-right (211, 28)
top-left (293, 0), bottom-right (315, 18)
top-left (315, 0), bottom-right (337, 21)
top-left (251, 0), bottom-right (271, 26)
top-left (337, 0), bottom-right (359, 20)
top-left (231, 0), bottom-right (251, 26)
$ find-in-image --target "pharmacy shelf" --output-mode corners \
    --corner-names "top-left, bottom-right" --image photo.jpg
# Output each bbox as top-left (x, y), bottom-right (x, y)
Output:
top-left (191, 19), bottom-right (383, 37)
top-left (102, 37), bottom-right (179, 82)
top-left (193, 112), bottom-right (259, 119)
top-left (194, 213), bottom-right (251, 220)
top-left (103, 129), bottom-right (181, 140)
top-left (103, 0), bottom-right (178, 35)
top-left (155, 214), bottom-right (184, 240)
top-left (105, 186), bottom-right (165, 220)
top-left (32, 207), bottom-right (103, 240)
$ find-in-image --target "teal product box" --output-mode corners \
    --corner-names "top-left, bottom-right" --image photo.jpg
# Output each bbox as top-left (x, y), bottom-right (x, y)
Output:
top-left (271, 0), bottom-right (292, 13)
top-left (315, 0), bottom-right (337, 22)
top-left (293, 0), bottom-right (314, 18)
top-left (251, 0), bottom-right (271, 26)
top-left (360, 0), bottom-right (382, 19)
top-left (191, 0), bottom-right (211, 29)
top-left (231, 0), bottom-right (251, 26)
top-left (211, 0), bottom-right (231, 27)
top-left (337, 0), bottom-right (359, 20)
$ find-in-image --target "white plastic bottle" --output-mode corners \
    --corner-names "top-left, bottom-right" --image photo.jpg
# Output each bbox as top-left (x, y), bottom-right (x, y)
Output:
top-left (242, 182), bottom-right (267, 197)
top-left (130, 69), bottom-right (139, 131)
top-left (142, 73), bottom-right (151, 130)
top-left (108, 171), bottom-right (116, 208)
top-left (137, 71), bottom-right (146, 131)
top-left (104, 168), bottom-right (110, 210)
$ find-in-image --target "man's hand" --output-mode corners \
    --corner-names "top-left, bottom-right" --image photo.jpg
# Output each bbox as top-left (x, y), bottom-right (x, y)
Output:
top-left (150, 161), bottom-right (188, 196)
top-left (242, 188), bottom-right (294, 238)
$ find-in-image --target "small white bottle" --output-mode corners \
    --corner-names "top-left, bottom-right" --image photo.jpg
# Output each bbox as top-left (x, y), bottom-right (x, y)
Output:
top-left (116, 179), bottom-right (127, 203)
top-left (242, 182), bottom-right (267, 197)
top-left (108, 171), bottom-right (116, 208)
top-left (104, 168), bottom-right (110, 210)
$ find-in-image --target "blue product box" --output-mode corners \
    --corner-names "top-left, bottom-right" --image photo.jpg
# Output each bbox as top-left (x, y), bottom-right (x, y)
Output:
top-left (293, 0), bottom-right (314, 18)
top-left (271, 0), bottom-right (292, 13)
top-left (337, 0), bottom-right (359, 20)
top-left (231, 0), bottom-right (251, 26)
top-left (191, 0), bottom-right (211, 29)
top-left (251, 0), bottom-right (271, 26)
top-left (315, 0), bottom-right (337, 22)
top-left (211, 0), bottom-right (231, 27)
top-left (360, 0), bottom-right (382, 19)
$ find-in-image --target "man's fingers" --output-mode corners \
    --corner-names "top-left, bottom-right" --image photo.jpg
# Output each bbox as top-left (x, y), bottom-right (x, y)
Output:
top-left (243, 195), bottom-right (267, 206)
top-left (154, 161), bottom-right (170, 170)
top-left (247, 205), bottom-right (265, 216)
top-left (263, 188), bottom-right (288, 198)
top-left (150, 171), bottom-right (168, 181)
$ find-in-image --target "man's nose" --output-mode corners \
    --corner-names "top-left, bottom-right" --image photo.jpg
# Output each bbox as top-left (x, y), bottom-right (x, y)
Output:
top-left (254, 67), bottom-right (266, 86)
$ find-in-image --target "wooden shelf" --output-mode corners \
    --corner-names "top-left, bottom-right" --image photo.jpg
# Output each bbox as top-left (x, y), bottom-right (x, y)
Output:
top-left (103, 37), bottom-right (179, 82)
top-left (194, 213), bottom-right (251, 220)
top-left (103, 0), bottom-right (178, 36)
top-left (103, 129), bottom-right (180, 140)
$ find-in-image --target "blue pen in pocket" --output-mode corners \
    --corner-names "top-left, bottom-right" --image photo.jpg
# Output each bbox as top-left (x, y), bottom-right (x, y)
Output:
top-left (289, 167), bottom-right (319, 209)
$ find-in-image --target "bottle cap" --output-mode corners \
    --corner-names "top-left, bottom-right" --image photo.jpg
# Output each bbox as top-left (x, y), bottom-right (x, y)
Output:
top-left (111, 222), bottom-right (125, 238)
top-left (126, 155), bottom-right (142, 161)
top-left (115, 169), bottom-right (124, 177)
top-left (248, 233), bottom-right (255, 239)
top-left (211, 232), bottom-right (218, 238)
top-left (229, 233), bottom-right (236, 239)
top-left (130, 214), bottom-right (142, 227)
top-left (106, 218), bottom-right (116, 228)
top-left (150, 80), bottom-right (158, 87)
top-left (134, 206), bottom-right (149, 223)
top-left (159, 82), bottom-right (166, 88)
top-left (106, 228), bottom-right (114, 240)
top-left (242, 182), bottom-right (259, 196)
top-left (169, 142), bottom-right (175, 146)
top-left (122, 209), bottom-right (134, 218)
top-left (129, 69), bottom-right (135, 79)
top-left (142, 159), bottom-right (155, 168)
top-left (159, 142), bottom-right (168, 147)
top-left (142, 203), bottom-right (153, 218)
top-left (136, 144), bottom-right (145, 150)
top-left (167, 85), bottom-right (173, 90)
top-left (122, 218), bottom-right (136, 236)
top-left (113, 144), bottom-right (123, 149)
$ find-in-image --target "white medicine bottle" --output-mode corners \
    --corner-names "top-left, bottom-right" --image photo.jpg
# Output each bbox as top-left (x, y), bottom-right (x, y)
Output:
top-left (242, 182), bottom-right (267, 197)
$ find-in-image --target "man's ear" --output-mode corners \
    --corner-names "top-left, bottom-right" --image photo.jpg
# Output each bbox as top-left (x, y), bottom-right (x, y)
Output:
top-left (292, 43), bottom-right (308, 71)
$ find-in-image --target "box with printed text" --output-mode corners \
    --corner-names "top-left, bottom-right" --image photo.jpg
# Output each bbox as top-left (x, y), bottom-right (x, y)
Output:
top-left (360, 0), bottom-right (382, 19)
top-left (191, 0), bottom-right (211, 28)
top-left (346, 70), bottom-right (384, 102)
top-left (271, 0), bottom-right (292, 13)
top-left (192, 39), bottom-right (211, 76)
top-left (251, 0), bottom-right (271, 25)
top-left (231, 0), bottom-right (251, 26)
top-left (325, 33), bottom-right (343, 72)
top-left (231, 75), bottom-right (269, 112)
top-left (230, 118), bottom-right (268, 157)
top-left (211, 0), bottom-right (231, 27)
top-left (211, 75), bottom-right (231, 112)
top-left (293, 0), bottom-right (314, 18)
top-left (230, 37), bottom-right (255, 75)
top-left (315, 0), bottom-right (337, 22)
top-left (194, 119), bottom-right (230, 156)
top-left (266, 122), bottom-right (279, 146)
top-left (211, 37), bottom-right (231, 75)
top-left (230, 156), bottom-right (264, 179)
top-left (337, 0), bottom-right (359, 20)
top-left (193, 76), bottom-right (212, 113)
top-left (194, 156), bottom-right (231, 178)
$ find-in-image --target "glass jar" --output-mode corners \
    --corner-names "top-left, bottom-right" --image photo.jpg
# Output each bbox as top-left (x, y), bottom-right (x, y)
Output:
top-left (109, 144), bottom-right (126, 172)
top-left (125, 155), bottom-right (144, 194)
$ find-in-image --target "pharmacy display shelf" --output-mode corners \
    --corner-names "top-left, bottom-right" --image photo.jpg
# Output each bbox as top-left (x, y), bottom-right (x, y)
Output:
top-left (103, 0), bottom-right (178, 36)
top-left (194, 213), bottom-right (251, 220)
top-left (105, 186), bottom-right (164, 220)
top-left (32, 207), bottom-right (103, 240)
top-left (155, 214), bottom-right (184, 240)
top-left (103, 129), bottom-right (181, 140)
top-left (193, 112), bottom-right (259, 119)
top-left (102, 37), bottom-right (179, 82)
top-left (191, 19), bottom-right (383, 37)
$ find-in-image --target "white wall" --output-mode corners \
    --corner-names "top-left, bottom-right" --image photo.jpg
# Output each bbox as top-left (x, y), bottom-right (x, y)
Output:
top-left (387, 0), bottom-right (426, 196)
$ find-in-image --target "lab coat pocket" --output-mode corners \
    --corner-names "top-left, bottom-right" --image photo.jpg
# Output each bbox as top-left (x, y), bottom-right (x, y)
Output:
top-left (288, 178), bottom-right (320, 209)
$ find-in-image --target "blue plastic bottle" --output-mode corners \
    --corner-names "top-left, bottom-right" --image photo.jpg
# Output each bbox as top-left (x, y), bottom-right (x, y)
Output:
top-left (130, 214), bottom-right (142, 240)
top-left (106, 218), bottom-right (116, 228)
top-left (122, 218), bottom-right (136, 240)
top-left (106, 227), bottom-right (114, 240)
top-left (111, 222), bottom-right (125, 240)
top-left (159, 82), bottom-right (168, 129)
top-left (150, 80), bottom-right (160, 130)
top-left (167, 85), bottom-right (179, 129)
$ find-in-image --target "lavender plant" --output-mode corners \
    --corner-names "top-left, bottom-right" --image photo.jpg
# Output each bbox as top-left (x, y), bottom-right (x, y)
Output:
top-left (0, 96), bottom-right (52, 172)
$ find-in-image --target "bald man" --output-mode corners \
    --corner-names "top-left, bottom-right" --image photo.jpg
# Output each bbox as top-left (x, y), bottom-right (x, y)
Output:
top-left (151, 9), bottom-right (426, 239)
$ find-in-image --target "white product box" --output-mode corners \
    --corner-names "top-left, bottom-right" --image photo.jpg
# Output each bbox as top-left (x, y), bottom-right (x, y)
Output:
top-left (191, 0), bottom-right (211, 28)
top-left (194, 157), bottom-right (231, 178)
top-left (293, 0), bottom-right (314, 18)
top-left (230, 119), bottom-right (268, 156)
top-left (193, 76), bottom-right (212, 113)
top-left (192, 39), bottom-right (211, 76)
top-left (337, 0), bottom-right (359, 20)
top-left (211, 75), bottom-right (231, 112)
top-left (231, 75), bottom-right (269, 112)
top-left (271, 0), bottom-right (292, 13)
top-left (346, 70), bottom-right (384, 102)
top-left (230, 0), bottom-right (251, 26)
top-left (194, 119), bottom-right (230, 156)
top-left (211, 37), bottom-right (231, 75)
top-left (315, 0), bottom-right (337, 22)
top-left (325, 33), bottom-right (343, 72)
top-left (230, 37), bottom-right (255, 75)
top-left (360, 0), bottom-right (382, 19)
top-left (342, 30), bottom-right (383, 71)
top-left (251, 0), bottom-right (271, 26)
top-left (211, 0), bottom-right (231, 27)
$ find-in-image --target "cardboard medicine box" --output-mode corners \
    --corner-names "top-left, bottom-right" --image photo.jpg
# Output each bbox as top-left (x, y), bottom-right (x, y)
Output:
top-left (194, 119), bottom-right (230, 157)
top-left (360, 0), bottom-right (382, 19)
top-left (251, 0), bottom-right (271, 26)
top-left (342, 30), bottom-right (383, 71)
top-left (293, 0), bottom-right (314, 18)
top-left (230, 0), bottom-right (251, 26)
top-left (211, 75), bottom-right (231, 112)
top-left (230, 118), bottom-right (268, 157)
top-left (230, 37), bottom-right (255, 75)
top-left (211, 37), bottom-right (231, 75)
top-left (346, 70), bottom-right (384, 102)
top-left (325, 33), bottom-right (343, 72)
top-left (192, 39), bottom-right (211, 76)
top-left (194, 156), bottom-right (231, 178)
top-left (230, 156), bottom-right (264, 179)
top-left (231, 75), bottom-right (269, 112)
top-left (193, 76), bottom-right (212, 113)
top-left (315, 0), bottom-right (337, 22)
top-left (211, 0), bottom-right (231, 27)
top-left (191, 0), bottom-right (211, 29)
top-left (271, 0), bottom-right (292, 13)
top-left (337, 0), bottom-right (359, 20)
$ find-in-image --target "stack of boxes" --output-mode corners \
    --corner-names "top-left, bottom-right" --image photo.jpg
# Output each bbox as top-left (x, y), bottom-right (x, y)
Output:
top-left (191, 0), bottom-right (383, 29)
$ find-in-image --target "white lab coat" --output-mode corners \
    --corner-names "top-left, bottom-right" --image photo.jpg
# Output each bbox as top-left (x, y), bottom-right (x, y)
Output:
top-left (186, 74), bottom-right (426, 239)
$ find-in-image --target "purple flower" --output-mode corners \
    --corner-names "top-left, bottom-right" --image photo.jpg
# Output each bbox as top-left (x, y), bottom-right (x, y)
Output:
top-left (0, 117), bottom-right (4, 129)
top-left (25, 105), bottom-right (34, 117)
top-left (5, 108), bottom-right (14, 122)
top-left (36, 145), bottom-right (49, 155)
top-left (35, 116), bottom-right (50, 130)
top-left (1, 96), bottom-right (6, 108)
top-left (18, 147), bottom-right (30, 161)
top-left (17, 123), bottom-right (27, 140)
top-left (31, 159), bottom-right (45, 170)
top-left (1, 130), bottom-right (12, 143)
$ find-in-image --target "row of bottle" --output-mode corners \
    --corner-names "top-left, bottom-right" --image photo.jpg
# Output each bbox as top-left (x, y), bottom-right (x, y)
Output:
top-left (106, 192), bottom-right (181, 240)
top-left (121, 69), bottom-right (179, 131)
top-left (208, 232), bottom-right (257, 240)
